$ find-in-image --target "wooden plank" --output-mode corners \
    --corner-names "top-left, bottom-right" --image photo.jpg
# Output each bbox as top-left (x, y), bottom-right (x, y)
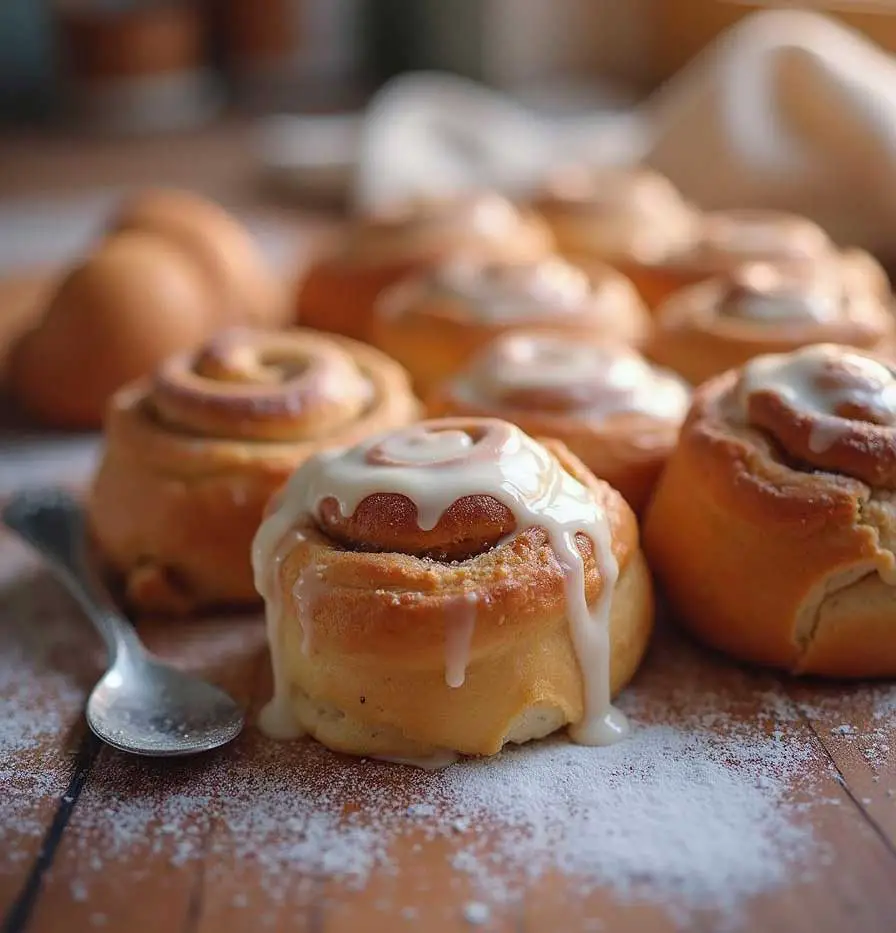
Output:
top-left (0, 425), bottom-right (107, 924)
top-left (0, 530), bottom-right (101, 918)
top-left (787, 678), bottom-right (896, 848)
top-left (24, 613), bottom-right (269, 933)
top-left (17, 618), bottom-right (896, 933)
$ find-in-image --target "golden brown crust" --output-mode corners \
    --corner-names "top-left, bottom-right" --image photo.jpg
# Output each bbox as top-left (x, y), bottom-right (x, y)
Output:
top-left (87, 328), bottom-right (420, 614)
top-left (9, 233), bottom-right (213, 430)
top-left (643, 345), bottom-right (896, 677)
top-left (536, 187), bottom-right (849, 319)
top-left (110, 188), bottom-right (287, 329)
top-left (267, 436), bottom-right (652, 757)
top-left (370, 256), bottom-right (652, 398)
top-left (9, 190), bottom-right (288, 430)
top-left (294, 192), bottom-right (554, 342)
top-left (296, 254), bottom-right (430, 342)
top-left (531, 165), bottom-right (700, 265)
top-left (0, 270), bottom-right (55, 385)
top-left (646, 254), bottom-right (895, 385)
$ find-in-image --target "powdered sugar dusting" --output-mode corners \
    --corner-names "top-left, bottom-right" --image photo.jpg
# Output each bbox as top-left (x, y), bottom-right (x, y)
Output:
top-left (2, 534), bottom-right (892, 926)
top-left (0, 533), bottom-right (102, 849)
top-left (54, 705), bottom-right (821, 919)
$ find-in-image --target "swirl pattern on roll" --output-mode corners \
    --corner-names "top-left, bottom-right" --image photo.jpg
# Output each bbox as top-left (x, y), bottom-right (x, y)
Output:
top-left (452, 332), bottom-right (690, 419)
top-left (87, 326), bottom-right (419, 614)
top-left (643, 340), bottom-right (896, 678)
top-left (150, 328), bottom-right (373, 442)
top-left (252, 417), bottom-right (630, 748)
top-left (674, 258), bottom-right (886, 331)
top-left (733, 344), bottom-right (896, 487)
top-left (647, 248), bottom-right (895, 386)
top-left (383, 255), bottom-right (647, 331)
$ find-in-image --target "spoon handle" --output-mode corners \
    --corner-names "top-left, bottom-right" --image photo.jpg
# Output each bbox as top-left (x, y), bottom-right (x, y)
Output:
top-left (2, 488), bottom-right (143, 660)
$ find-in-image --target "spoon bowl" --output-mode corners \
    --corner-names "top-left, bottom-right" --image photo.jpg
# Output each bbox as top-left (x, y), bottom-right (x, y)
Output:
top-left (2, 488), bottom-right (245, 757)
top-left (87, 652), bottom-right (244, 757)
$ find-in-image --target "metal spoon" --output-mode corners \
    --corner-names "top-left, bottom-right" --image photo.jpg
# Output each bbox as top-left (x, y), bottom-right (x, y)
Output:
top-left (2, 488), bottom-right (245, 757)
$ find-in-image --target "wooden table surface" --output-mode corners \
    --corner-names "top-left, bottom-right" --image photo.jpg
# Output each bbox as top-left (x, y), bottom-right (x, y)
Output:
top-left (1, 461), bottom-right (895, 933)
top-left (1, 123), bottom-right (896, 933)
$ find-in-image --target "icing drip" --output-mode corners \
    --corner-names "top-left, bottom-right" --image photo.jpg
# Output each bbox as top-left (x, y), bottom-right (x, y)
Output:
top-left (718, 263), bottom-right (840, 324)
top-left (256, 529), bottom-right (306, 740)
top-left (251, 419), bottom-right (627, 750)
top-left (736, 344), bottom-right (896, 453)
top-left (454, 333), bottom-right (690, 420)
top-left (444, 593), bottom-right (478, 688)
top-left (293, 564), bottom-right (325, 656)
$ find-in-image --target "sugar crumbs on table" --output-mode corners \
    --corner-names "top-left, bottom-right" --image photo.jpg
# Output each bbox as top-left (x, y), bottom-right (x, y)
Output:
top-left (831, 724), bottom-right (857, 736)
top-left (7, 564), bottom-right (891, 929)
top-left (463, 901), bottom-right (491, 925)
top-left (406, 803), bottom-right (437, 819)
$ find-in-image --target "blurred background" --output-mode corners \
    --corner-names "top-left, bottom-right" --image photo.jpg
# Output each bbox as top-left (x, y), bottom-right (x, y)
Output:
top-left (1, 2), bottom-right (896, 484)
top-left (1, 1), bottom-right (894, 203)
top-left (2, 0), bottom-right (896, 376)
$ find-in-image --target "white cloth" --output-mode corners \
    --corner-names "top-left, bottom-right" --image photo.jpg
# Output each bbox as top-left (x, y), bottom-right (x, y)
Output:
top-left (352, 9), bottom-right (896, 258)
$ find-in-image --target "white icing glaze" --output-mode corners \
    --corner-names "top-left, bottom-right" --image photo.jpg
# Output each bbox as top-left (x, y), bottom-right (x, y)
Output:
top-left (373, 749), bottom-right (461, 770)
top-left (719, 264), bottom-right (840, 324)
top-left (444, 592), bottom-right (478, 689)
top-left (430, 257), bottom-right (595, 322)
top-left (453, 333), bottom-right (691, 421)
top-left (256, 529), bottom-right (306, 740)
top-left (251, 419), bottom-right (628, 753)
top-left (293, 564), bottom-right (325, 656)
top-left (736, 344), bottom-right (896, 452)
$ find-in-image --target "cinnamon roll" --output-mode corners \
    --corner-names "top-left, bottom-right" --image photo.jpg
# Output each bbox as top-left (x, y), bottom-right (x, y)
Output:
top-left (88, 327), bottom-right (419, 615)
top-left (531, 165), bottom-right (702, 309)
top-left (294, 191), bottom-right (554, 342)
top-left (370, 254), bottom-right (652, 397)
top-left (251, 418), bottom-right (654, 763)
top-left (428, 332), bottom-right (690, 513)
top-left (646, 254), bottom-right (895, 385)
top-left (644, 343), bottom-right (896, 677)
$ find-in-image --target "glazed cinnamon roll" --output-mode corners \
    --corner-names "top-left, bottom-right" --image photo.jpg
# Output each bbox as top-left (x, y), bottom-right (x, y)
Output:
top-left (531, 165), bottom-right (702, 309)
top-left (428, 332), bottom-right (690, 513)
top-left (644, 343), bottom-right (896, 677)
top-left (88, 328), bottom-right (419, 615)
top-left (370, 254), bottom-right (652, 397)
top-left (646, 255), bottom-right (895, 385)
top-left (252, 418), bottom-right (654, 763)
top-left (294, 191), bottom-right (553, 342)
top-left (535, 168), bottom-right (868, 314)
